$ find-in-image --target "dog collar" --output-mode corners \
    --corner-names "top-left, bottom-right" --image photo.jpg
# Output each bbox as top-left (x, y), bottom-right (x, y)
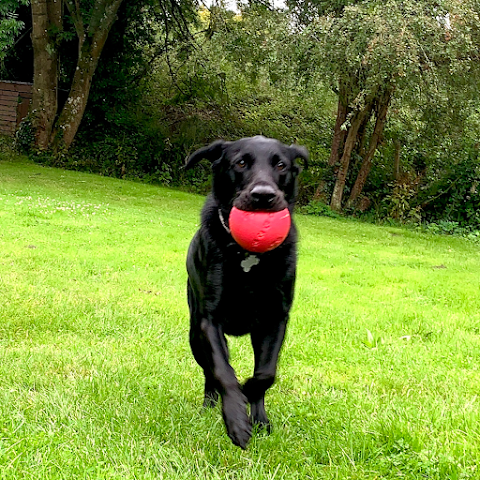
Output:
top-left (218, 209), bottom-right (231, 234)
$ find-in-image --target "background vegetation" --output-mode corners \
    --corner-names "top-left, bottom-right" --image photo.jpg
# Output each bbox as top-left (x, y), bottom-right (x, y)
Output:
top-left (2, 0), bottom-right (480, 229)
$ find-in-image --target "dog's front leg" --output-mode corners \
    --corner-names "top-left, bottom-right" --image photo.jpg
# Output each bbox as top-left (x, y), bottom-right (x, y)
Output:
top-left (243, 320), bottom-right (287, 431)
top-left (200, 318), bottom-right (252, 449)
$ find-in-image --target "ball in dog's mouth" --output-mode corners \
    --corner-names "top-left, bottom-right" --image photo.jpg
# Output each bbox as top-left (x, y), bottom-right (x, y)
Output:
top-left (229, 207), bottom-right (291, 253)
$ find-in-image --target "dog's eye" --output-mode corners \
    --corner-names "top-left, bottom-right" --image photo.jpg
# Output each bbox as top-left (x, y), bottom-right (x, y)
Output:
top-left (237, 159), bottom-right (247, 169)
top-left (276, 162), bottom-right (286, 171)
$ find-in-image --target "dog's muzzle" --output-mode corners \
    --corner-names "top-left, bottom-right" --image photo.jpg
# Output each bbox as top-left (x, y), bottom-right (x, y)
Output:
top-left (251, 184), bottom-right (276, 207)
top-left (235, 183), bottom-right (287, 212)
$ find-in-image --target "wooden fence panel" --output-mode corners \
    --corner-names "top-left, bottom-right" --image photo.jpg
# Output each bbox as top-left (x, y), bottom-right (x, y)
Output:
top-left (0, 81), bottom-right (33, 136)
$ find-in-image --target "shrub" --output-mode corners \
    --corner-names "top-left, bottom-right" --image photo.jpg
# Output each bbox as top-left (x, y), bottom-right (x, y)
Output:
top-left (299, 200), bottom-right (341, 218)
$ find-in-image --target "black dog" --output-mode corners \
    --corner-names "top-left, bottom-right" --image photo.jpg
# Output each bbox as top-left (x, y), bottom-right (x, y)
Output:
top-left (185, 136), bottom-right (308, 448)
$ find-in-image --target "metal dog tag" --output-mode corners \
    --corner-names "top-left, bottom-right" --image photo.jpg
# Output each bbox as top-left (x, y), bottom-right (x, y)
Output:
top-left (241, 255), bottom-right (260, 272)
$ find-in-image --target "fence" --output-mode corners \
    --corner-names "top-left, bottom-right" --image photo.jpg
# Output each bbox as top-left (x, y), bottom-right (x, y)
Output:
top-left (0, 80), bottom-right (33, 136)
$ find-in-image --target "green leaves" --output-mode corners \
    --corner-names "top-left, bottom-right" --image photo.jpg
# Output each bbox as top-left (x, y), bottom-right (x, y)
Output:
top-left (0, 0), bottom-right (28, 61)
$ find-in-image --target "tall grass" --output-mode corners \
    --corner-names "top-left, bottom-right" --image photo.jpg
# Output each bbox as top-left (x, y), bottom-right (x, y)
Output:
top-left (1, 155), bottom-right (479, 479)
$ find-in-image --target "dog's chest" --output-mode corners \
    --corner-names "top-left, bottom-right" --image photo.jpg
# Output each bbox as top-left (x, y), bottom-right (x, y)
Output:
top-left (224, 250), bottom-right (279, 283)
top-left (215, 252), bottom-right (292, 334)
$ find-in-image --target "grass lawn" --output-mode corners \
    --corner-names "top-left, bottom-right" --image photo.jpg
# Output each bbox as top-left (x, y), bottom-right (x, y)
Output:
top-left (1, 153), bottom-right (480, 479)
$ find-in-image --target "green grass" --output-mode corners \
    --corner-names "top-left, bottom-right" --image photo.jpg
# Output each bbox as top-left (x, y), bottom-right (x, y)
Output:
top-left (1, 154), bottom-right (480, 479)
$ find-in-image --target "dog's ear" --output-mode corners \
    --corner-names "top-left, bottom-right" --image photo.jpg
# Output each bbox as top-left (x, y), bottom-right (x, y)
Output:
top-left (184, 140), bottom-right (228, 170)
top-left (288, 144), bottom-right (309, 169)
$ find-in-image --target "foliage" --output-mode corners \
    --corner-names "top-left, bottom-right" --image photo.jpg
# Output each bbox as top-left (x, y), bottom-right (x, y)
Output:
top-left (79, 3), bottom-right (157, 127)
top-left (58, 3), bottom-right (334, 192)
top-left (0, 0), bottom-right (28, 63)
top-left (4, 0), bottom-right (480, 228)
top-left (383, 179), bottom-right (422, 224)
top-left (121, 0), bottom-right (480, 226)
top-left (83, 0), bottom-right (198, 129)
top-left (419, 150), bottom-right (480, 229)
top-left (15, 115), bottom-right (35, 153)
top-left (287, 0), bottom-right (480, 212)
top-left (299, 200), bottom-right (341, 218)
top-left (0, 3), bottom-right (31, 81)
top-left (14, 0), bottom-right (199, 151)
top-left (0, 133), bottom-right (15, 153)
top-left (39, 124), bottom-right (184, 187)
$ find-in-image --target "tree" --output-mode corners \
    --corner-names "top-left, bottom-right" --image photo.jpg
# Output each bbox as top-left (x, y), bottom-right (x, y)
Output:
top-left (30, 0), bottom-right (62, 150)
top-left (31, 0), bottom-right (124, 151)
top-left (289, 0), bottom-right (478, 211)
top-left (28, 0), bottom-right (198, 152)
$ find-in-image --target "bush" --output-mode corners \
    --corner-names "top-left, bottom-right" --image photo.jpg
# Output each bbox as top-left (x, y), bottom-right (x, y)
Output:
top-left (418, 151), bottom-right (480, 229)
top-left (15, 115), bottom-right (35, 153)
top-left (299, 200), bottom-right (341, 218)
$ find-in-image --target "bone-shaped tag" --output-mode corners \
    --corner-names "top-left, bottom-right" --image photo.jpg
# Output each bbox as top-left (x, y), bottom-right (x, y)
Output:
top-left (241, 255), bottom-right (260, 273)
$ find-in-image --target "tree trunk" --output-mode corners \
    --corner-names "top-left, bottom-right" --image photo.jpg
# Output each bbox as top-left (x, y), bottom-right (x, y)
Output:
top-left (328, 82), bottom-right (349, 167)
top-left (394, 139), bottom-right (402, 181)
top-left (330, 97), bottom-right (375, 212)
top-left (355, 107), bottom-right (373, 161)
top-left (31, 0), bottom-right (62, 150)
top-left (51, 39), bottom-right (105, 150)
top-left (346, 90), bottom-right (391, 209)
top-left (51, 0), bottom-right (123, 150)
top-left (314, 82), bottom-right (349, 201)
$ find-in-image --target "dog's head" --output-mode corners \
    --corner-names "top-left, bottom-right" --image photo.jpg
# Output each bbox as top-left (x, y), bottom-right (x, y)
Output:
top-left (185, 136), bottom-right (308, 212)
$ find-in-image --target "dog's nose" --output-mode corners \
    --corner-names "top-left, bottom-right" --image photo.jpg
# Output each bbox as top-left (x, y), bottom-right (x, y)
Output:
top-left (251, 184), bottom-right (276, 204)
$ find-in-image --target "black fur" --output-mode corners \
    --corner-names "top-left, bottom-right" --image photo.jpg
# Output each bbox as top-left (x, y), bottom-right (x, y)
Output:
top-left (185, 136), bottom-right (308, 448)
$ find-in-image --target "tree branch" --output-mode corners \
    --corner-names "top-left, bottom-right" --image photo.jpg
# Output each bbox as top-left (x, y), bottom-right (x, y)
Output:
top-left (64, 0), bottom-right (85, 44)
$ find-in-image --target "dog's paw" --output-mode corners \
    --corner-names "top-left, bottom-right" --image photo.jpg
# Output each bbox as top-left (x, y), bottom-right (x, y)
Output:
top-left (202, 390), bottom-right (219, 408)
top-left (222, 393), bottom-right (252, 449)
top-left (226, 416), bottom-right (252, 449)
top-left (250, 401), bottom-right (272, 433)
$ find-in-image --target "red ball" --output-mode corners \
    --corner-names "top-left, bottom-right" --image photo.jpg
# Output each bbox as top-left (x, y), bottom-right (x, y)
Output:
top-left (229, 207), bottom-right (291, 253)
